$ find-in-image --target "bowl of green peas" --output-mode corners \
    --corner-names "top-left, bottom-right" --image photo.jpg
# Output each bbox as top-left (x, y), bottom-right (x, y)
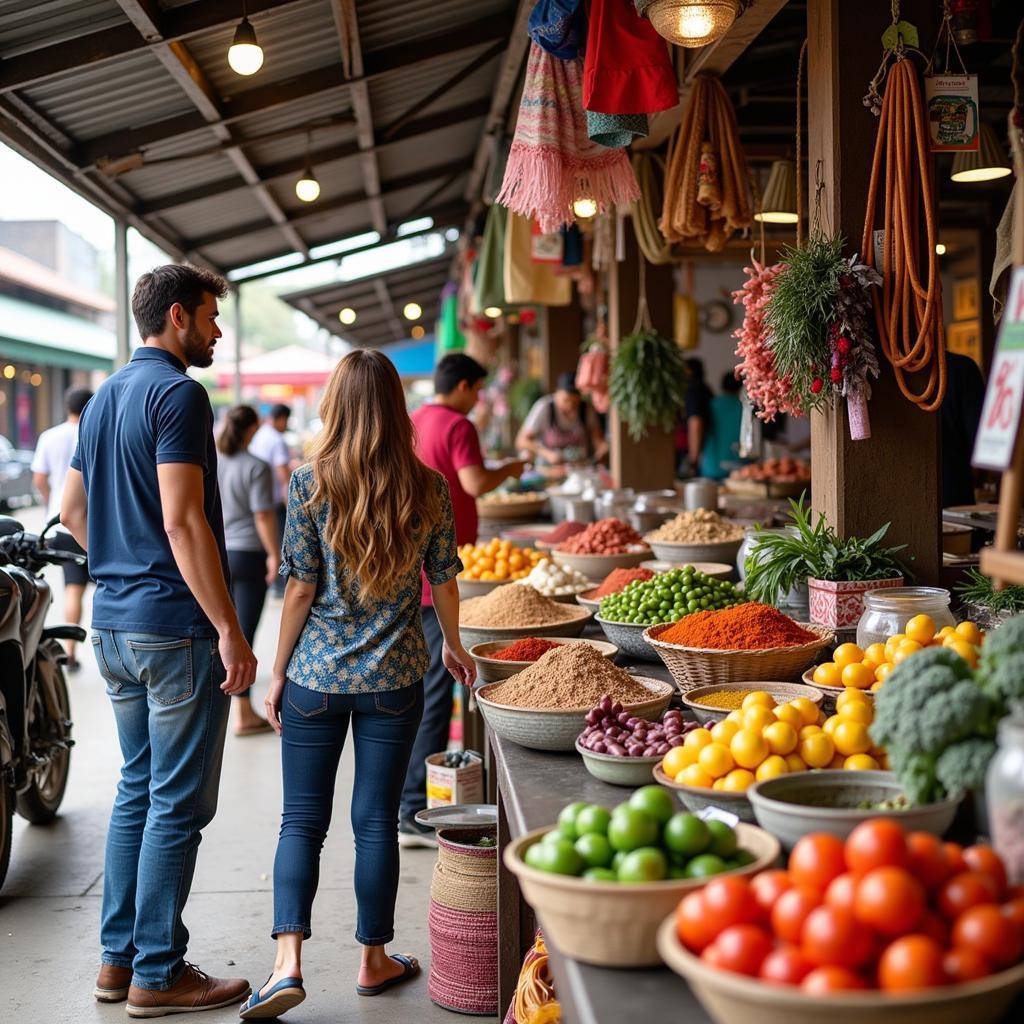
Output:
top-left (594, 569), bottom-right (742, 662)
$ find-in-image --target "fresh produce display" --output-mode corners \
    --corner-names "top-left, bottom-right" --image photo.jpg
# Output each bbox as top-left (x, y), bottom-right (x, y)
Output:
top-left (489, 638), bottom-right (562, 662)
top-left (671, 819), bottom-right (1024, 993)
top-left (482, 644), bottom-right (654, 710)
top-left (975, 614), bottom-right (1024, 718)
top-left (598, 567), bottom-right (740, 625)
top-left (525, 793), bottom-right (755, 882)
top-left (659, 688), bottom-right (887, 791)
top-left (556, 518), bottom-right (648, 555)
top-left (812, 618), bottom-right (985, 692)
top-left (589, 567), bottom-right (656, 599)
top-left (656, 602), bottom-right (817, 651)
top-left (644, 509), bottom-right (744, 545)
top-left (439, 750), bottom-right (479, 769)
top-left (515, 558), bottom-right (592, 597)
top-left (729, 458), bottom-right (811, 485)
top-left (577, 698), bottom-right (698, 758)
top-left (458, 539), bottom-right (544, 582)
top-left (460, 584), bottom-right (587, 628)
top-left (956, 568), bottom-right (1024, 617)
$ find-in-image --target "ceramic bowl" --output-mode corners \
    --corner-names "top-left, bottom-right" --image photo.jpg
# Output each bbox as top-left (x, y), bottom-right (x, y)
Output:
top-left (747, 770), bottom-right (963, 849)
top-left (550, 548), bottom-right (650, 579)
top-left (801, 666), bottom-right (876, 715)
top-left (575, 740), bottom-right (662, 787)
top-left (652, 763), bottom-right (755, 823)
top-left (458, 605), bottom-right (593, 650)
top-left (594, 616), bottom-right (664, 662)
top-left (469, 637), bottom-right (619, 684)
top-left (641, 560), bottom-right (734, 580)
top-left (681, 681), bottom-right (825, 725)
top-left (456, 576), bottom-right (506, 599)
top-left (645, 538), bottom-right (743, 566)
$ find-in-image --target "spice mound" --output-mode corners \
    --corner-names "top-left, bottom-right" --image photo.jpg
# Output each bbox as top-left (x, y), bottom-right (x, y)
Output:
top-left (590, 567), bottom-right (655, 599)
top-left (656, 602), bottom-right (818, 650)
top-left (490, 638), bottom-right (562, 662)
top-left (645, 509), bottom-right (744, 545)
top-left (483, 643), bottom-right (654, 710)
top-left (460, 584), bottom-right (586, 628)
top-left (535, 520), bottom-right (587, 545)
top-left (556, 517), bottom-right (647, 555)
top-left (689, 689), bottom-right (757, 710)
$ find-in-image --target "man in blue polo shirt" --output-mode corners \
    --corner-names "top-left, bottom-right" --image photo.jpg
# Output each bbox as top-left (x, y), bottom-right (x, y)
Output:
top-left (61, 265), bottom-right (256, 1017)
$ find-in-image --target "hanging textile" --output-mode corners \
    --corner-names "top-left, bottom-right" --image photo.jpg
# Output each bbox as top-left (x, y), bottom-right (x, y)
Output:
top-left (584, 0), bottom-right (677, 115)
top-left (497, 43), bottom-right (640, 234)
top-left (504, 212), bottom-right (572, 306)
top-left (528, 0), bottom-right (586, 60)
top-left (587, 111), bottom-right (650, 148)
top-left (473, 203), bottom-right (509, 313)
top-left (437, 282), bottom-right (465, 354)
top-left (631, 152), bottom-right (674, 264)
top-left (660, 75), bottom-right (753, 251)
top-left (561, 224), bottom-right (584, 267)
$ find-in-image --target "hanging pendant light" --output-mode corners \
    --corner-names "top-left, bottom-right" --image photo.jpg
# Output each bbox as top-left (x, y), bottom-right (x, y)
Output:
top-left (403, 302), bottom-right (423, 321)
top-left (573, 197), bottom-right (598, 219)
top-left (228, 1), bottom-right (264, 76)
top-left (951, 122), bottom-right (1012, 183)
top-left (753, 159), bottom-right (799, 224)
top-left (295, 131), bottom-right (320, 202)
top-left (646, 0), bottom-right (739, 48)
top-left (338, 307), bottom-right (357, 325)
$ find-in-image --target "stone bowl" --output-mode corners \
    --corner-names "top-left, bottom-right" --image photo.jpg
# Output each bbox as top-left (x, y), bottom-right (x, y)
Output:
top-left (594, 616), bottom-right (665, 662)
top-left (652, 763), bottom-right (756, 823)
top-left (575, 739), bottom-right (662, 787)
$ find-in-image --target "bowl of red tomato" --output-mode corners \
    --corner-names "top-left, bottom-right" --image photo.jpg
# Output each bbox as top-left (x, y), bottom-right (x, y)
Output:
top-left (657, 819), bottom-right (1024, 1024)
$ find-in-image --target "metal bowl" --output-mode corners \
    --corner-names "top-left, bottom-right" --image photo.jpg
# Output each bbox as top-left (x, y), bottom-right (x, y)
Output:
top-left (646, 538), bottom-right (744, 565)
top-left (594, 615), bottom-right (665, 662)
top-left (469, 636), bottom-right (619, 683)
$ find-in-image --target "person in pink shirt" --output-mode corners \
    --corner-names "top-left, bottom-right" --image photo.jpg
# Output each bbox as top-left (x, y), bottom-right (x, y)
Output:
top-left (399, 354), bottom-right (525, 846)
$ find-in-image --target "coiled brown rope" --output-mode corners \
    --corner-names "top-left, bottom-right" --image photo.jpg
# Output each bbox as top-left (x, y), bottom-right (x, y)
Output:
top-left (861, 58), bottom-right (946, 412)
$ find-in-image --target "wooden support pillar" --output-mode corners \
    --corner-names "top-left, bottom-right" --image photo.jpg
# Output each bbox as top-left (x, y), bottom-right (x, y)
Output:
top-left (540, 300), bottom-right (583, 391)
top-left (807, 0), bottom-right (941, 582)
top-left (608, 218), bottom-right (676, 489)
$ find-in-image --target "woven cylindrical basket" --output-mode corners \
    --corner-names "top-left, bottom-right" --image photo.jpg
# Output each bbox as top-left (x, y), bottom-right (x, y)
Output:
top-left (428, 826), bottom-right (498, 1016)
top-left (643, 622), bottom-right (834, 694)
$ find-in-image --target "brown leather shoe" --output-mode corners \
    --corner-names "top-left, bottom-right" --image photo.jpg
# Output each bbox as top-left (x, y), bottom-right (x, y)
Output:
top-left (94, 964), bottom-right (133, 1002)
top-left (126, 963), bottom-right (251, 1018)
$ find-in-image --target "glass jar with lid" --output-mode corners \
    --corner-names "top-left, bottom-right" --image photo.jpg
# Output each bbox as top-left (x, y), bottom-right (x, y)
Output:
top-left (987, 713), bottom-right (1024, 885)
top-left (856, 587), bottom-right (955, 648)
top-left (738, 527), bottom-right (809, 618)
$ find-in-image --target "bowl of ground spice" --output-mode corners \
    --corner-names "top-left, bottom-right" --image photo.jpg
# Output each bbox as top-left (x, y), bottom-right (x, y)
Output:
top-left (553, 519), bottom-right (651, 578)
top-left (458, 584), bottom-right (593, 648)
top-left (576, 566), bottom-right (657, 612)
top-left (681, 681), bottom-right (825, 725)
top-left (469, 637), bottom-right (619, 683)
top-left (644, 603), bottom-right (834, 694)
top-left (640, 560), bottom-right (733, 580)
top-left (643, 510), bottom-right (745, 565)
top-left (474, 644), bottom-right (673, 751)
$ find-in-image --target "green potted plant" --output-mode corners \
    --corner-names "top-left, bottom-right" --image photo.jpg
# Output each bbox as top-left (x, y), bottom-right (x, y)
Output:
top-left (743, 495), bottom-right (907, 628)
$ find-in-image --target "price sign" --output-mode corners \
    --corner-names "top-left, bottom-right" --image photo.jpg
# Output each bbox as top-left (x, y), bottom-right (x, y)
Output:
top-left (974, 268), bottom-right (1024, 470)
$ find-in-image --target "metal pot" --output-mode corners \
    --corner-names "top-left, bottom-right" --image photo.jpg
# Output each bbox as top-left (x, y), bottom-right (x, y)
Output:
top-left (595, 489), bottom-right (634, 522)
top-left (683, 479), bottom-right (718, 512)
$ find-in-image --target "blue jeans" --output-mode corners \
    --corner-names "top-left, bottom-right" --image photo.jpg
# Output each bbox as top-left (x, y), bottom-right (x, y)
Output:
top-left (273, 679), bottom-right (423, 945)
top-left (92, 629), bottom-right (229, 990)
top-left (400, 606), bottom-right (452, 821)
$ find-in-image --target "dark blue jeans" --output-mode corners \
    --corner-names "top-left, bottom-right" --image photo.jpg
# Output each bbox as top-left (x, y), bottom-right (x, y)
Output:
top-left (273, 679), bottom-right (424, 945)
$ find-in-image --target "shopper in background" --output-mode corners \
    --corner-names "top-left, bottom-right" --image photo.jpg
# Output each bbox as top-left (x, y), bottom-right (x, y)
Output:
top-left (60, 264), bottom-right (254, 1016)
top-left (250, 403), bottom-right (292, 597)
top-left (516, 371), bottom-right (608, 467)
top-left (240, 351), bottom-right (473, 1020)
top-left (700, 372), bottom-right (745, 481)
top-left (399, 353), bottom-right (526, 847)
top-left (941, 351), bottom-right (986, 508)
top-left (31, 385), bottom-right (93, 669)
top-left (217, 404), bottom-right (280, 737)
top-left (682, 357), bottom-right (713, 476)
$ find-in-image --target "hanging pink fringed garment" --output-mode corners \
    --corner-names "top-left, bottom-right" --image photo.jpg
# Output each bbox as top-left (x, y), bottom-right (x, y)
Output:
top-left (498, 43), bottom-right (640, 234)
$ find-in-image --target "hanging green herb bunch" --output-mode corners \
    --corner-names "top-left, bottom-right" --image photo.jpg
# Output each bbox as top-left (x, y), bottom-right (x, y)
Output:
top-left (609, 327), bottom-right (687, 441)
top-left (765, 232), bottom-right (881, 439)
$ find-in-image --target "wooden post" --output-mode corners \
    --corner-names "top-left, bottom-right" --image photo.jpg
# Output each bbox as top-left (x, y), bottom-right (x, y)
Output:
top-left (807, 0), bottom-right (941, 582)
top-left (608, 217), bottom-right (677, 489)
top-left (540, 300), bottom-right (583, 392)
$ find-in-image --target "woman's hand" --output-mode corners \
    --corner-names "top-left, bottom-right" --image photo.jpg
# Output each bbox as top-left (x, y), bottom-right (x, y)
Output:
top-left (442, 642), bottom-right (477, 688)
top-left (264, 672), bottom-right (286, 734)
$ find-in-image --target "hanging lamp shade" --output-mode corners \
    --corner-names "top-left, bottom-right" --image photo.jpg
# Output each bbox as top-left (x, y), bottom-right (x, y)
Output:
top-left (753, 159), bottom-right (798, 224)
top-left (646, 0), bottom-right (739, 48)
top-left (951, 122), bottom-right (1012, 183)
top-left (227, 17), bottom-right (264, 76)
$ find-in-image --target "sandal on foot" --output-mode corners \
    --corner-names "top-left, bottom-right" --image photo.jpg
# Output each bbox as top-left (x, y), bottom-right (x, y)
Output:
top-left (356, 954), bottom-right (420, 997)
top-left (239, 976), bottom-right (304, 1019)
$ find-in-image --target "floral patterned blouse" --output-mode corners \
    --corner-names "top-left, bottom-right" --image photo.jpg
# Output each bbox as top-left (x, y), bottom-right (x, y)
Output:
top-left (280, 464), bottom-right (461, 693)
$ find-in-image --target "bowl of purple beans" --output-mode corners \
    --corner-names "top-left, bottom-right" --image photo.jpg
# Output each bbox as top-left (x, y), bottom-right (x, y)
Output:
top-left (575, 700), bottom-right (699, 786)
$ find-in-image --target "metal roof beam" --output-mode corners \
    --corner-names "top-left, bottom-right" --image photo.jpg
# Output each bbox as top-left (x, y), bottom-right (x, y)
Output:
top-left (373, 278), bottom-right (405, 339)
top-left (330, 1), bottom-right (386, 235)
top-left (0, 0), bottom-right (309, 93)
top-left (187, 158), bottom-right (467, 251)
top-left (74, 15), bottom-right (513, 167)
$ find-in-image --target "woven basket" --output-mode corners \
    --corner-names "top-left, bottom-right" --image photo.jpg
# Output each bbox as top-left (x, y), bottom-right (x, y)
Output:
top-left (643, 622), bottom-right (834, 694)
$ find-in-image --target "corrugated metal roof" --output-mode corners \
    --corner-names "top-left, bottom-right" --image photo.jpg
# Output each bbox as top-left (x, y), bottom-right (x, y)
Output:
top-left (158, 190), bottom-right (271, 241)
top-left (117, 151), bottom-right (243, 203)
top-left (0, 0), bottom-right (125, 59)
top-left (376, 121), bottom-right (483, 179)
top-left (357, 0), bottom-right (510, 52)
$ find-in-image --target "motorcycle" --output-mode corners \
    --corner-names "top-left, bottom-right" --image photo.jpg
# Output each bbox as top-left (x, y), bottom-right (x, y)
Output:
top-left (0, 513), bottom-right (86, 891)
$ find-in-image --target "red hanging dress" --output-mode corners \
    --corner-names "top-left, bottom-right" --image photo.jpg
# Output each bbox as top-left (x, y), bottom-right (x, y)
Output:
top-left (583, 0), bottom-right (678, 115)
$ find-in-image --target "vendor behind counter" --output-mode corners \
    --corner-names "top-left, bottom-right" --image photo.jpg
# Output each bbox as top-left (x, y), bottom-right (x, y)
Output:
top-left (516, 371), bottom-right (609, 468)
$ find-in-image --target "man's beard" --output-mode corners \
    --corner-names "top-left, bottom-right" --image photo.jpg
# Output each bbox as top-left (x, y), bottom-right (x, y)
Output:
top-left (182, 322), bottom-right (214, 368)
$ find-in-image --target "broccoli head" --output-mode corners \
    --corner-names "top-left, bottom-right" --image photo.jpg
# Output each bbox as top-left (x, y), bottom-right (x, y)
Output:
top-left (887, 749), bottom-right (941, 805)
top-left (934, 737), bottom-right (998, 798)
top-left (976, 649), bottom-right (1024, 716)
top-left (979, 613), bottom-right (1024, 666)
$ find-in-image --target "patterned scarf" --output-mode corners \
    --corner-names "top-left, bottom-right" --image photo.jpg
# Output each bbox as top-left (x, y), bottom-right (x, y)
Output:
top-left (528, 0), bottom-right (586, 59)
top-left (498, 42), bottom-right (640, 233)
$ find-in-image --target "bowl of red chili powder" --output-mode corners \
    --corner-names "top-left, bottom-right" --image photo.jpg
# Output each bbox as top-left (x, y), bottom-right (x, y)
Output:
top-left (469, 636), bottom-right (619, 683)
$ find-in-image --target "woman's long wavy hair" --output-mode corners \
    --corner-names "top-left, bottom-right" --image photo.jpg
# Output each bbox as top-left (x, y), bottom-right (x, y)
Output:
top-left (306, 350), bottom-right (442, 602)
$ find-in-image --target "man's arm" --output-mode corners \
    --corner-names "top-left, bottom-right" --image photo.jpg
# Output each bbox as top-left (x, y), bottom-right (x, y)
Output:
top-left (32, 472), bottom-right (50, 508)
top-left (60, 468), bottom-right (88, 549)
top-left (157, 462), bottom-right (256, 695)
top-left (254, 508), bottom-right (281, 583)
top-left (273, 463), bottom-right (291, 498)
top-left (687, 415), bottom-right (705, 468)
top-left (456, 461), bottom-right (526, 498)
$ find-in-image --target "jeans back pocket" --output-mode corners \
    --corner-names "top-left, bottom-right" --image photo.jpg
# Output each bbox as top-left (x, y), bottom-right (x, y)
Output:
top-left (286, 682), bottom-right (328, 718)
top-left (373, 685), bottom-right (420, 717)
top-left (125, 636), bottom-right (194, 706)
top-left (92, 631), bottom-right (132, 693)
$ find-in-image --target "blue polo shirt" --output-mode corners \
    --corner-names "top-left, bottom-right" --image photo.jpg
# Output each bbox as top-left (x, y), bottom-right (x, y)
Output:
top-left (71, 347), bottom-right (228, 638)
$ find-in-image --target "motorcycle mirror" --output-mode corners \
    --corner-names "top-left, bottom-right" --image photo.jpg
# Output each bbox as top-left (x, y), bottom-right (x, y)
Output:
top-left (0, 515), bottom-right (24, 538)
top-left (41, 513), bottom-right (62, 539)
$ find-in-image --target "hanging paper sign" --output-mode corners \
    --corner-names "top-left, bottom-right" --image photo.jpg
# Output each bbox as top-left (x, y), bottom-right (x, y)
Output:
top-left (974, 268), bottom-right (1024, 471)
top-left (530, 219), bottom-right (563, 263)
top-left (924, 74), bottom-right (980, 151)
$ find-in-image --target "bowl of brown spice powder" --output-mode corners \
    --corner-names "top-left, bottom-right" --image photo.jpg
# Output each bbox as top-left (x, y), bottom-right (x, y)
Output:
top-left (458, 583), bottom-right (592, 649)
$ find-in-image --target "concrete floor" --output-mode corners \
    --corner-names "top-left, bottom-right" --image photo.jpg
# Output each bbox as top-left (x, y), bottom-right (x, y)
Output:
top-left (2, 507), bottom-right (495, 1024)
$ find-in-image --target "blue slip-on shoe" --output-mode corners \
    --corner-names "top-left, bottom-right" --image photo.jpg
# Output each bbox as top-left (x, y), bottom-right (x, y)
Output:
top-left (355, 954), bottom-right (420, 997)
top-left (238, 976), bottom-right (305, 1020)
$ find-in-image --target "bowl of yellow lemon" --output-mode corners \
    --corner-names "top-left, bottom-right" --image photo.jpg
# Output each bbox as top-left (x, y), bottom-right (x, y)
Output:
top-left (457, 540), bottom-right (546, 597)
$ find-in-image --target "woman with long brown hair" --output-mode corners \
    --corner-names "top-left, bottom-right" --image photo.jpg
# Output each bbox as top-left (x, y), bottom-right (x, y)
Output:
top-left (239, 351), bottom-right (474, 1020)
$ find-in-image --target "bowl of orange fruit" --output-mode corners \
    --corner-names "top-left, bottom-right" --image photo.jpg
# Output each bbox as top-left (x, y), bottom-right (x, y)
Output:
top-left (457, 539), bottom-right (546, 597)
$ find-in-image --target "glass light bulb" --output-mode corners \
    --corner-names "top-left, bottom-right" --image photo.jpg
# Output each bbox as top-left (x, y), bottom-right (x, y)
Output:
top-left (403, 302), bottom-right (422, 321)
top-left (677, 10), bottom-right (714, 37)
top-left (483, 306), bottom-right (503, 319)
top-left (753, 211), bottom-right (799, 224)
top-left (338, 307), bottom-right (357, 325)
top-left (950, 165), bottom-right (1012, 183)
top-left (573, 198), bottom-right (598, 219)
top-left (935, 243), bottom-right (947, 256)
top-left (295, 175), bottom-right (320, 202)
top-left (228, 18), bottom-right (263, 76)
